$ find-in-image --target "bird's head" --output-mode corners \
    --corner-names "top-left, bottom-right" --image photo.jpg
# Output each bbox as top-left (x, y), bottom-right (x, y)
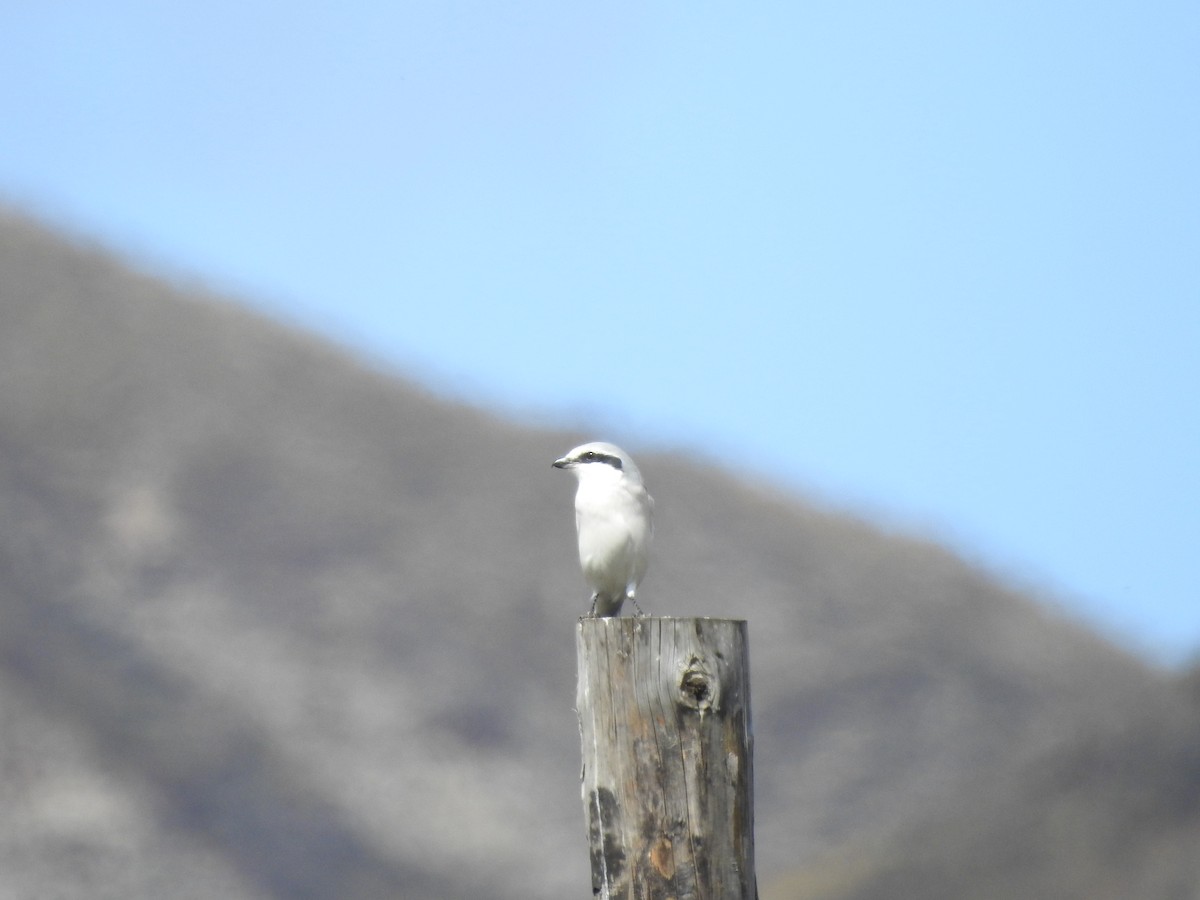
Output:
top-left (552, 441), bottom-right (643, 484)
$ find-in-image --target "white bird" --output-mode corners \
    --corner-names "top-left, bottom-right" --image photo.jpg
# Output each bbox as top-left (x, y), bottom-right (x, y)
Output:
top-left (552, 441), bottom-right (654, 617)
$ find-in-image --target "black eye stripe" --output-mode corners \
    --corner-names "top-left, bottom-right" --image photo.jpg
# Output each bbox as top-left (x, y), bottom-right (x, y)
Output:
top-left (579, 451), bottom-right (622, 470)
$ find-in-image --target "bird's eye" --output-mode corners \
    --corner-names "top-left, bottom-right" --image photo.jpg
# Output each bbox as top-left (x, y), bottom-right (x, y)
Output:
top-left (582, 451), bottom-right (596, 460)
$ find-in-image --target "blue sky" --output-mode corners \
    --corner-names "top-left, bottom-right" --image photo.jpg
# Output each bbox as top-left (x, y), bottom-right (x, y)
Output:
top-left (3, 2), bottom-right (1197, 664)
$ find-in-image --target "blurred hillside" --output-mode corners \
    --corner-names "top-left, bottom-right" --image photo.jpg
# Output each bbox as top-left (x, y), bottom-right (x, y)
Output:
top-left (1, 207), bottom-right (1196, 899)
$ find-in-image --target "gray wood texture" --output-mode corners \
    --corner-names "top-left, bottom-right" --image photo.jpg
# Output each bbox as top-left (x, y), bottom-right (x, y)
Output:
top-left (576, 617), bottom-right (758, 900)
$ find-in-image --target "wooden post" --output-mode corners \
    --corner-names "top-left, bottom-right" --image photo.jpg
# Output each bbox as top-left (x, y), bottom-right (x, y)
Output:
top-left (576, 617), bottom-right (757, 900)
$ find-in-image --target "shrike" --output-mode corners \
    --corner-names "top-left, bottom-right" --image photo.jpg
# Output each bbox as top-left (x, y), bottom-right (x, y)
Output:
top-left (552, 441), bottom-right (654, 617)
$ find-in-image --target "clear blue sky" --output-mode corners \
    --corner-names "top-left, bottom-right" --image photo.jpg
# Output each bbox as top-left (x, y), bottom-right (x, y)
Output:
top-left (3, 2), bottom-right (1197, 664)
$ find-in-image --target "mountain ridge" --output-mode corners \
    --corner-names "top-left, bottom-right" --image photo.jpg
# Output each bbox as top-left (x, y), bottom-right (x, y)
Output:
top-left (1, 206), bottom-right (1192, 899)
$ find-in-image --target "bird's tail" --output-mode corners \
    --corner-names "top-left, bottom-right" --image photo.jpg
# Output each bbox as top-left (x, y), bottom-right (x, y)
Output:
top-left (590, 593), bottom-right (625, 617)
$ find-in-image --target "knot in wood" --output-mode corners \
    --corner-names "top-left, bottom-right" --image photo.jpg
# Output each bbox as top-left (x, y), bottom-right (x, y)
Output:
top-left (678, 657), bottom-right (716, 713)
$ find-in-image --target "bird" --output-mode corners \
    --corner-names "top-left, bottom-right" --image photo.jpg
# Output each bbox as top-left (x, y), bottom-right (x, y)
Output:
top-left (552, 441), bottom-right (654, 617)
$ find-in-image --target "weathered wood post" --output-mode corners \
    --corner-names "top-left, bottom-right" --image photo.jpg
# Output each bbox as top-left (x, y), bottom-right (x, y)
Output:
top-left (576, 616), bottom-right (757, 900)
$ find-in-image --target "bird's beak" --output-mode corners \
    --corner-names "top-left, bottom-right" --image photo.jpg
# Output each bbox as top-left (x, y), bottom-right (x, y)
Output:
top-left (552, 456), bottom-right (570, 469)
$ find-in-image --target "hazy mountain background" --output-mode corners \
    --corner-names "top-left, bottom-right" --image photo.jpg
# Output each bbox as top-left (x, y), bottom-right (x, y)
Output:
top-left (2, 206), bottom-right (1197, 899)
